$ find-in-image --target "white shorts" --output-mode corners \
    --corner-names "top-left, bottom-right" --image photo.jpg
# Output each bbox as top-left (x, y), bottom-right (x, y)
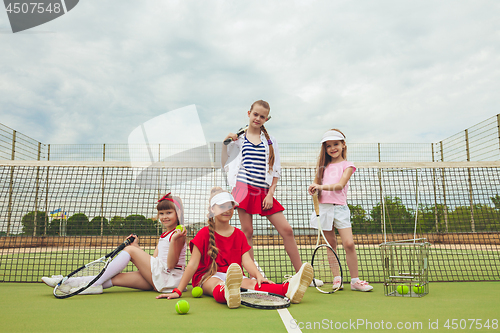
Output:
top-left (201, 271), bottom-right (251, 287)
top-left (150, 256), bottom-right (184, 293)
top-left (310, 203), bottom-right (351, 231)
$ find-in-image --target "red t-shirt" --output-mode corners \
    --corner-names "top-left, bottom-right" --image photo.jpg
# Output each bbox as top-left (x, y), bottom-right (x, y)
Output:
top-left (190, 226), bottom-right (251, 287)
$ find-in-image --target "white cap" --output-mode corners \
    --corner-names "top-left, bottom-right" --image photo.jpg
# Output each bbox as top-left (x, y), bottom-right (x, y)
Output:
top-left (210, 192), bottom-right (239, 208)
top-left (321, 130), bottom-right (345, 143)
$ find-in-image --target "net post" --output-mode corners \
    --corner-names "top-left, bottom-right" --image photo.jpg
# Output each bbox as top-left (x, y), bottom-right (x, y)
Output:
top-left (465, 129), bottom-right (475, 232)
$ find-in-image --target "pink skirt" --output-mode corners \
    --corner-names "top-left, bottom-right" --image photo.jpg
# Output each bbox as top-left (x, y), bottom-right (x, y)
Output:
top-left (232, 181), bottom-right (284, 216)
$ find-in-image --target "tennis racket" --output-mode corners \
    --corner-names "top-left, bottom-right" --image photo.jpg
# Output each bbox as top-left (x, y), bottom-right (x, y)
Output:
top-left (223, 125), bottom-right (249, 145)
top-left (53, 235), bottom-right (135, 299)
top-left (311, 193), bottom-right (343, 293)
top-left (223, 116), bottom-right (272, 145)
top-left (240, 288), bottom-right (290, 309)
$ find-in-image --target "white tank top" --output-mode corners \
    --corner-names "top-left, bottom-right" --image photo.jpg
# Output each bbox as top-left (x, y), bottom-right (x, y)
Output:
top-left (157, 229), bottom-right (186, 269)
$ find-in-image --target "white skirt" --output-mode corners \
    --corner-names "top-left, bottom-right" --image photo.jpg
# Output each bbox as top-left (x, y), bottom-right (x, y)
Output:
top-left (150, 256), bottom-right (184, 293)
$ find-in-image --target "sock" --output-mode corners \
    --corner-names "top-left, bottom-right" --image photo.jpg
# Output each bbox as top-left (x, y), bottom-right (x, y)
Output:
top-left (255, 282), bottom-right (288, 296)
top-left (92, 251), bottom-right (131, 287)
top-left (212, 284), bottom-right (226, 303)
top-left (102, 280), bottom-right (113, 289)
top-left (351, 278), bottom-right (359, 284)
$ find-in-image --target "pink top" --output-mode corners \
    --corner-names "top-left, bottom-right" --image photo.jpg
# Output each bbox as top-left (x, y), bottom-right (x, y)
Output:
top-left (319, 160), bottom-right (356, 205)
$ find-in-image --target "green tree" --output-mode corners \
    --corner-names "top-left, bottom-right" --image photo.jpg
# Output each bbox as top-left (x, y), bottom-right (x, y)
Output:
top-left (491, 194), bottom-right (500, 210)
top-left (89, 216), bottom-right (110, 236)
top-left (109, 216), bottom-right (126, 235)
top-left (66, 213), bottom-right (89, 235)
top-left (370, 197), bottom-right (415, 234)
top-left (347, 204), bottom-right (371, 234)
top-left (21, 211), bottom-right (47, 236)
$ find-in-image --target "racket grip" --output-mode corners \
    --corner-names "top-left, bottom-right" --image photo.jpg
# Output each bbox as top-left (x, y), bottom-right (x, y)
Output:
top-left (124, 235), bottom-right (135, 246)
top-left (313, 193), bottom-right (320, 216)
top-left (223, 138), bottom-right (232, 145)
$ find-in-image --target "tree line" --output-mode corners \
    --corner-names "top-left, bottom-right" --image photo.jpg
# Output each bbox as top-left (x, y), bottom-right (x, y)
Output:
top-left (19, 195), bottom-right (500, 236)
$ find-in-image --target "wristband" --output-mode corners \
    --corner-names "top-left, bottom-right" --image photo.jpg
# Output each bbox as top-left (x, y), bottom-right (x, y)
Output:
top-left (173, 288), bottom-right (182, 297)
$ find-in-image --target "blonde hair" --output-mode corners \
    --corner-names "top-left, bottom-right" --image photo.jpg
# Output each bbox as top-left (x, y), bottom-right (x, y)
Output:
top-left (199, 187), bottom-right (225, 286)
top-left (314, 129), bottom-right (347, 199)
top-left (249, 100), bottom-right (275, 173)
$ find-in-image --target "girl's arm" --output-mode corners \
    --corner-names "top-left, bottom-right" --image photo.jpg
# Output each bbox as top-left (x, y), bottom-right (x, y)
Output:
top-left (166, 228), bottom-right (187, 269)
top-left (308, 167), bottom-right (354, 194)
top-left (241, 252), bottom-right (273, 287)
top-left (262, 177), bottom-right (278, 210)
top-left (156, 246), bottom-right (202, 300)
top-left (221, 132), bottom-right (238, 166)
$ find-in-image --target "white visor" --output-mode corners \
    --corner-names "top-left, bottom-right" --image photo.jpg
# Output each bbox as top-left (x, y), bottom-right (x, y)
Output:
top-left (210, 192), bottom-right (239, 208)
top-left (321, 130), bottom-right (346, 143)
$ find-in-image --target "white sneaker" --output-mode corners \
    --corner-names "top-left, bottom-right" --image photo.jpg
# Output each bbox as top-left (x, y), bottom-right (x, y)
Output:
top-left (41, 275), bottom-right (63, 287)
top-left (70, 284), bottom-right (103, 295)
top-left (310, 278), bottom-right (324, 287)
top-left (332, 276), bottom-right (344, 290)
top-left (285, 263), bottom-right (314, 304)
top-left (350, 280), bottom-right (373, 292)
top-left (224, 263), bottom-right (242, 308)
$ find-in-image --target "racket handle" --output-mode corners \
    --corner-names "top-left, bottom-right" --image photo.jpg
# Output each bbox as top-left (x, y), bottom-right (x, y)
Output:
top-left (124, 235), bottom-right (135, 246)
top-left (313, 193), bottom-right (320, 216)
top-left (224, 125), bottom-right (249, 145)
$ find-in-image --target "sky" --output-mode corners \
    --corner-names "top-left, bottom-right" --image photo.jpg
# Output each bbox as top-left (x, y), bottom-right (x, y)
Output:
top-left (1, 0), bottom-right (500, 145)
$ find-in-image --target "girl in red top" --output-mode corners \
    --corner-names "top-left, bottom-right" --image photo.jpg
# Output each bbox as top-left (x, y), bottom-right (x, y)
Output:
top-left (157, 187), bottom-right (314, 308)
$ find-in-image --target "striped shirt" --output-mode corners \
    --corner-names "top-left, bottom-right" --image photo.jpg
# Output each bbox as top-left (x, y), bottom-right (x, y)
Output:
top-left (236, 137), bottom-right (269, 188)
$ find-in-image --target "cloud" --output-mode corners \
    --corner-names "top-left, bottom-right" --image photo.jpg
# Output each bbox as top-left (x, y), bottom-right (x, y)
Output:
top-left (1, 0), bottom-right (499, 146)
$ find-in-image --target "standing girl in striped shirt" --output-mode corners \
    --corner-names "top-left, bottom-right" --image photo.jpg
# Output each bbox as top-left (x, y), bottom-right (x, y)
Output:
top-left (221, 100), bottom-right (303, 276)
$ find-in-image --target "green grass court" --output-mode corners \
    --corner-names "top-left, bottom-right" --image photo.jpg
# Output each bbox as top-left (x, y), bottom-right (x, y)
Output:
top-left (1, 282), bottom-right (499, 332)
top-left (2, 245), bottom-right (498, 283)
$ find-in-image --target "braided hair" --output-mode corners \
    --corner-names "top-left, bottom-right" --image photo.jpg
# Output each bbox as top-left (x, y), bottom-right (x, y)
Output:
top-left (199, 187), bottom-right (225, 286)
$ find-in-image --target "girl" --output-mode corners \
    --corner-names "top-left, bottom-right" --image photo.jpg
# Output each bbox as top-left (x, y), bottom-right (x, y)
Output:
top-left (308, 129), bottom-right (373, 292)
top-left (221, 100), bottom-right (303, 277)
top-left (41, 193), bottom-right (187, 294)
top-left (156, 187), bottom-right (314, 308)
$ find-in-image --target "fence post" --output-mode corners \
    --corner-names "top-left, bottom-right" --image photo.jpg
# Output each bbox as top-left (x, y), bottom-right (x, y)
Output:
top-left (101, 144), bottom-right (105, 236)
top-left (465, 129), bottom-right (475, 232)
top-left (33, 142), bottom-right (41, 236)
top-left (440, 141), bottom-right (449, 232)
top-left (497, 114), bottom-right (500, 157)
top-left (432, 144), bottom-right (439, 232)
top-left (377, 143), bottom-right (384, 233)
top-left (7, 130), bottom-right (17, 236)
top-left (45, 144), bottom-right (50, 236)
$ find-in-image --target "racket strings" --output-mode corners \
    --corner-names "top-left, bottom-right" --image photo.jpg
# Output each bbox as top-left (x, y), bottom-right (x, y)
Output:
top-left (241, 293), bottom-right (289, 306)
top-left (312, 245), bottom-right (342, 293)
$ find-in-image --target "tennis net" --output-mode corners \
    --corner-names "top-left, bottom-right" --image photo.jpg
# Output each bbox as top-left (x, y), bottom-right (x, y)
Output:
top-left (1, 160), bottom-right (499, 283)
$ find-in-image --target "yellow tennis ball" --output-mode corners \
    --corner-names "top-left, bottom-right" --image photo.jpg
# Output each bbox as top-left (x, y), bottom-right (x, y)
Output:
top-left (175, 300), bottom-right (190, 314)
top-left (397, 284), bottom-right (409, 295)
top-left (191, 286), bottom-right (203, 298)
top-left (175, 225), bottom-right (185, 232)
top-left (413, 284), bottom-right (424, 294)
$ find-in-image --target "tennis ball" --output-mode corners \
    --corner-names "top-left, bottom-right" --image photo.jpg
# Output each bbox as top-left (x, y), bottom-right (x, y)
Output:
top-left (413, 284), bottom-right (424, 294)
top-left (175, 300), bottom-right (190, 314)
top-left (175, 225), bottom-right (185, 232)
top-left (191, 286), bottom-right (203, 298)
top-left (396, 284), bottom-right (409, 295)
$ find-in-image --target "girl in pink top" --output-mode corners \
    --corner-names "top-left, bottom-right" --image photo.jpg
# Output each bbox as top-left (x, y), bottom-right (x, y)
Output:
top-left (308, 129), bottom-right (373, 292)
